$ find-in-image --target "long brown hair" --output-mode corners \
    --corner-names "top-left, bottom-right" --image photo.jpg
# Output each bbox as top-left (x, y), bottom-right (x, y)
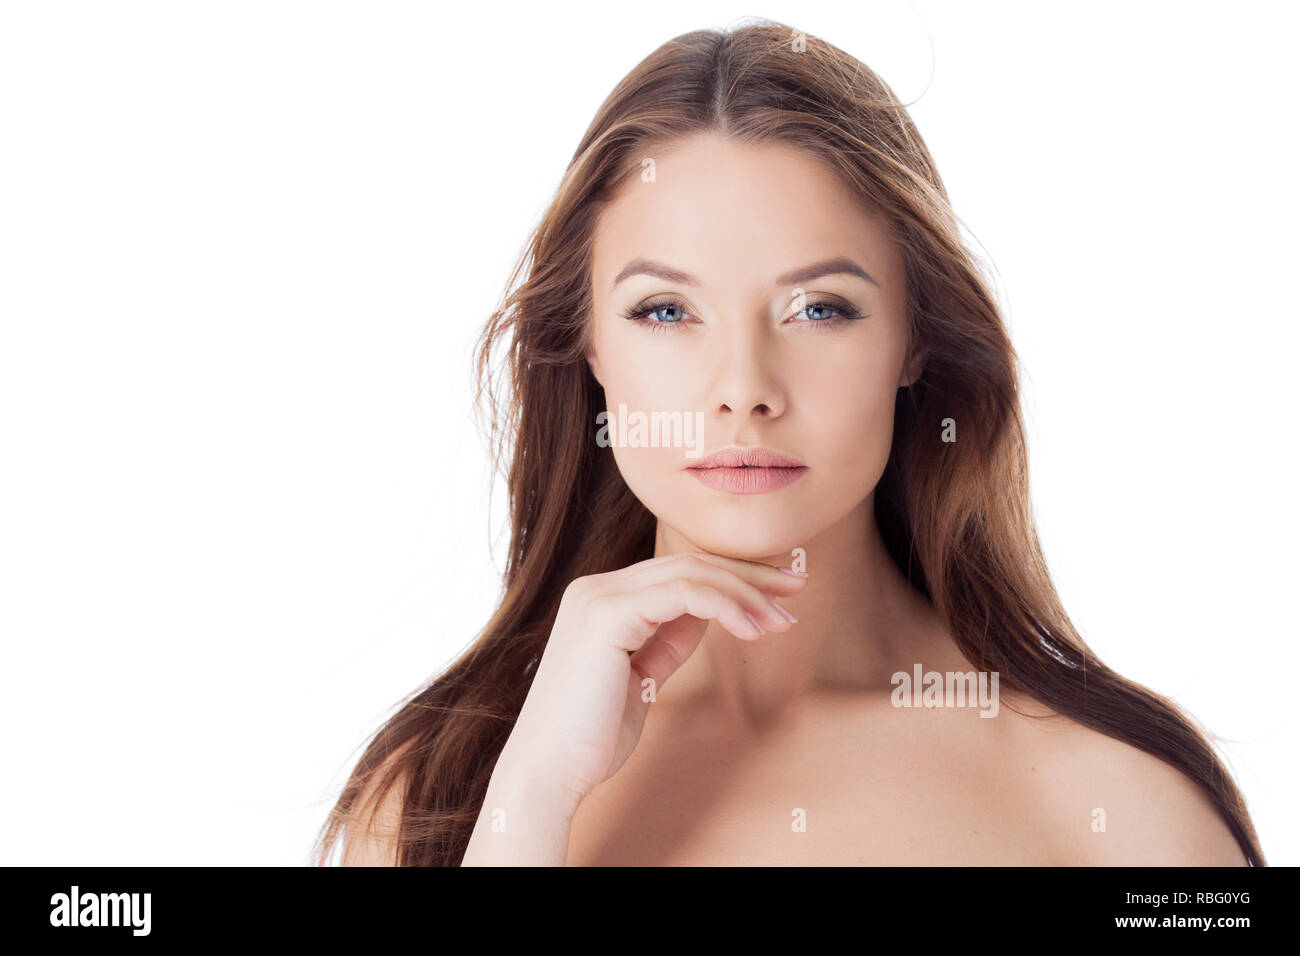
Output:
top-left (311, 19), bottom-right (1265, 866)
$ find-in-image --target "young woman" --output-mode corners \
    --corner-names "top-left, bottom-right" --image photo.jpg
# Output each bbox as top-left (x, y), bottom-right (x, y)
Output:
top-left (312, 20), bottom-right (1265, 866)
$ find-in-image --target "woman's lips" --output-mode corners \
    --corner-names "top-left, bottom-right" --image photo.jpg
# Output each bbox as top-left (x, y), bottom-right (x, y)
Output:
top-left (687, 465), bottom-right (809, 494)
top-left (685, 447), bottom-right (809, 494)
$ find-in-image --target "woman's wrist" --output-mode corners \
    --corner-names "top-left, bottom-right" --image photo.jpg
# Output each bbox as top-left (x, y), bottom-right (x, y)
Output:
top-left (461, 751), bottom-right (580, 866)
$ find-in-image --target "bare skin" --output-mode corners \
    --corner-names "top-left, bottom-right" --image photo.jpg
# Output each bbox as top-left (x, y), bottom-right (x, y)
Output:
top-left (456, 133), bottom-right (1247, 866)
top-left (564, 524), bottom-right (1246, 866)
top-left (564, 684), bottom-right (1247, 866)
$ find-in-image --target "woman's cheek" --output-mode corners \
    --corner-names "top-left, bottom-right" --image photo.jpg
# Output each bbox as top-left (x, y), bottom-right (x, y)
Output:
top-left (601, 398), bottom-right (706, 519)
top-left (609, 441), bottom-right (679, 508)
top-left (805, 375), bottom-right (898, 498)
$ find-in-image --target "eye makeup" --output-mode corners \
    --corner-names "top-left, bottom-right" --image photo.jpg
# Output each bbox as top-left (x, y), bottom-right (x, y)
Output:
top-left (619, 293), bottom-right (865, 334)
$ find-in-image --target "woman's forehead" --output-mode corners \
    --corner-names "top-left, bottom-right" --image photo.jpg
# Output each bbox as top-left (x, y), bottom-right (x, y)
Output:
top-left (591, 135), bottom-right (899, 294)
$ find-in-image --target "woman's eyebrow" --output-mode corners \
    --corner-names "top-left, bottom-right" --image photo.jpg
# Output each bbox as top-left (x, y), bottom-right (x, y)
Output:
top-left (778, 257), bottom-right (879, 288)
top-left (611, 258), bottom-right (696, 290)
top-left (611, 256), bottom-right (879, 291)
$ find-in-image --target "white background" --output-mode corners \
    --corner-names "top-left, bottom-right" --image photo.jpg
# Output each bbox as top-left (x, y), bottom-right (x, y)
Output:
top-left (2, 0), bottom-right (1295, 865)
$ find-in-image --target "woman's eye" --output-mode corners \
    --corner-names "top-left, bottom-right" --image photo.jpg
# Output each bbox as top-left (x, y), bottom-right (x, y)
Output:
top-left (789, 298), bottom-right (864, 328)
top-left (801, 303), bottom-right (839, 321)
top-left (621, 297), bottom-right (694, 333)
top-left (645, 305), bottom-right (686, 323)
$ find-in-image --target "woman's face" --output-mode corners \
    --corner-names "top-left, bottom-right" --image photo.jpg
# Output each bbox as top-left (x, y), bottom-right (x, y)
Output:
top-left (586, 132), bottom-right (920, 558)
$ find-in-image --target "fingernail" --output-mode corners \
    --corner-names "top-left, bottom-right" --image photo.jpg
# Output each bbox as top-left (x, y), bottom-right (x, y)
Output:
top-left (770, 599), bottom-right (797, 623)
top-left (778, 567), bottom-right (808, 577)
top-left (744, 611), bottom-right (767, 635)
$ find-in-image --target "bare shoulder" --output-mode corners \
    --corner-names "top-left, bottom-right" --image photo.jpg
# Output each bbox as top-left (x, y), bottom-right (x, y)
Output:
top-left (994, 691), bottom-right (1248, 866)
top-left (339, 756), bottom-right (411, 867)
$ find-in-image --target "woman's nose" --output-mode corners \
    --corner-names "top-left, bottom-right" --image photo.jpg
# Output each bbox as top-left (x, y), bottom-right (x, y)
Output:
top-left (705, 323), bottom-right (787, 420)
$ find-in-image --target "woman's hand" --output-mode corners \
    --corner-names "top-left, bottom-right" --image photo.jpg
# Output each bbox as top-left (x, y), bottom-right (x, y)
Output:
top-left (461, 551), bottom-right (805, 865)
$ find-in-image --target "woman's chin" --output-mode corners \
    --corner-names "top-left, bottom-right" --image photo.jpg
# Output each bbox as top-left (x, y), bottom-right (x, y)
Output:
top-left (662, 518), bottom-right (810, 562)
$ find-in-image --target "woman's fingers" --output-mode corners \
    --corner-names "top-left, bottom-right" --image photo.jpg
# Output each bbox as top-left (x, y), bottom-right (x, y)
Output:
top-left (595, 577), bottom-right (765, 654)
top-left (620, 551), bottom-right (806, 594)
top-left (606, 552), bottom-right (804, 632)
top-left (627, 613), bottom-right (709, 695)
top-left (686, 551), bottom-right (807, 592)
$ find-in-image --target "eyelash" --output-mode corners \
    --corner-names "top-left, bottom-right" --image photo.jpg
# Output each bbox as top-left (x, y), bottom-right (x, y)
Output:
top-left (620, 295), bottom-right (865, 334)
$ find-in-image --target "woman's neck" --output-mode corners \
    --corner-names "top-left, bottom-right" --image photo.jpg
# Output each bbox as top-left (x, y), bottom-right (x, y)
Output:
top-left (652, 496), bottom-right (962, 728)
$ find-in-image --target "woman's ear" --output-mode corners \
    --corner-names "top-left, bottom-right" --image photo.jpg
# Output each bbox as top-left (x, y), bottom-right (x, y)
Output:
top-left (899, 343), bottom-right (926, 388)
